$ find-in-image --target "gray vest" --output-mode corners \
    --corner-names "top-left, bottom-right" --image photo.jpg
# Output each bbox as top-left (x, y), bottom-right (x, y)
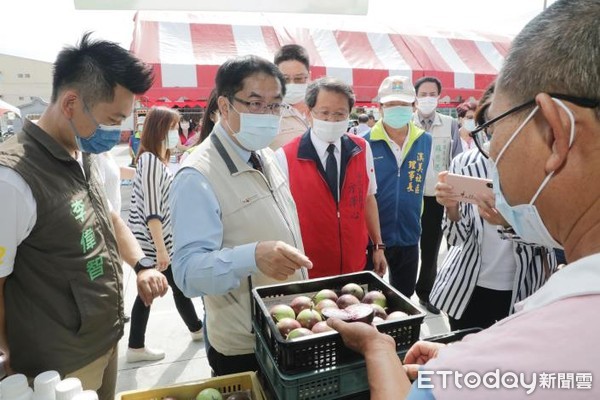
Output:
top-left (182, 129), bottom-right (306, 355)
top-left (0, 120), bottom-right (124, 377)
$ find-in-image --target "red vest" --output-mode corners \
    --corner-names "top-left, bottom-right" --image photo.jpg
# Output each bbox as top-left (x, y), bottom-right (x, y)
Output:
top-left (284, 133), bottom-right (369, 278)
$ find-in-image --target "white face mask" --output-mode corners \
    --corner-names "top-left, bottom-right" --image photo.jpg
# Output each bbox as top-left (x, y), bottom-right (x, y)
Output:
top-left (417, 96), bottom-right (438, 115)
top-left (462, 119), bottom-right (476, 131)
top-left (491, 98), bottom-right (575, 249)
top-left (311, 117), bottom-right (348, 143)
top-left (284, 83), bottom-right (308, 105)
top-left (167, 129), bottom-right (180, 149)
top-left (180, 122), bottom-right (190, 130)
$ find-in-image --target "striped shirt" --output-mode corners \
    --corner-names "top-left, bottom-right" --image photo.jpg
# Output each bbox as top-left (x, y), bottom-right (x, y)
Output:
top-left (429, 149), bottom-right (557, 319)
top-left (128, 152), bottom-right (173, 261)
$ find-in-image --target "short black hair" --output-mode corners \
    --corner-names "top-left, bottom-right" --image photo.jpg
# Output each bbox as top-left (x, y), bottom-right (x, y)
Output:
top-left (358, 114), bottom-right (369, 123)
top-left (273, 44), bottom-right (310, 71)
top-left (51, 32), bottom-right (154, 106)
top-left (414, 76), bottom-right (442, 95)
top-left (215, 55), bottom-right (286, 100)
top-left (305, 77), bottom-right (355, 111)
top-left (368, 114), bottom-right (375, 120)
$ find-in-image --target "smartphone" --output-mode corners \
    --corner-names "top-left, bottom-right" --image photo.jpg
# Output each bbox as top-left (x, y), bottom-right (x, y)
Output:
top-left (445, 173), bottom-right (493, 204)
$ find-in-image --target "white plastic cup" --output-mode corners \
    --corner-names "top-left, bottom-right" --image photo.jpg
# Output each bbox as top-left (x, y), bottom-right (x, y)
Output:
top-left (54, 378), bottom-right (82, 400)
top-left (32, 371), bottom-right (61, 400)
top-left (71, 391), bottom-right (98, 400)
top-left (1, 374), bottom-right (33, 400)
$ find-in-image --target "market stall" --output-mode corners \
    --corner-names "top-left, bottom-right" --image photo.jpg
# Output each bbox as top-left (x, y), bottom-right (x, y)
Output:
top-left (130, 11), bottom-right (511, 107)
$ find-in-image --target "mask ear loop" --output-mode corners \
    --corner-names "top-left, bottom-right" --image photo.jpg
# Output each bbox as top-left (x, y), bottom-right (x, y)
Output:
top-left (495, 105), bottom-right (539, 163)
top-left (530, 98), bottom-right (576, 204)
top-left (221, 101), bottom-right (240, 135)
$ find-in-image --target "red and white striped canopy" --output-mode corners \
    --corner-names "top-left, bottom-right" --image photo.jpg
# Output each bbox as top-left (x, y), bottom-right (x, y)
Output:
top-left (131, 11), bottom-right (512, 106)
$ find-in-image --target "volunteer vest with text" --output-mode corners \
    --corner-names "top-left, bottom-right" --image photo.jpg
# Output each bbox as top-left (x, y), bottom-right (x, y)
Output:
top-left (0, 120), bottom-right (123, 377)
top-left (365, 122), bottom-right (432, 246)
top-left (283, 133), bottom-right (369, 279)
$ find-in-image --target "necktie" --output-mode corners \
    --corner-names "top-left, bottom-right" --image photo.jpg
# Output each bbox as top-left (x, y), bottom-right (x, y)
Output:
top-left (325, 144), bottom-right (338, 203)
top-left (249, 152), bottom-right (263, 173)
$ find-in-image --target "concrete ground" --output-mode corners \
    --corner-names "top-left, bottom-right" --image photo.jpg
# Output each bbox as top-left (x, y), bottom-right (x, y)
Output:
top-left (111, 144), bottom-right (450, 395)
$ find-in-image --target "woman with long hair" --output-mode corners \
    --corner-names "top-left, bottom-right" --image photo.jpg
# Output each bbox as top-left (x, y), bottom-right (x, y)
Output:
top-left (179, 90), bottom-right (219, 163)
top-left (126, 106), bottom-right (203, 362)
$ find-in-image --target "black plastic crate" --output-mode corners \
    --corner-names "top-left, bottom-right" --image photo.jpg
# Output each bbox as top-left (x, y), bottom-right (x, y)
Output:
top-left (251, 271), bottom-right (425, 374)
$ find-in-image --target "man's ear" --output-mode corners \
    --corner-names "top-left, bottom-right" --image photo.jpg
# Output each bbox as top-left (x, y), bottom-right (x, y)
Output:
top-left (217, 96), bottom-right (229, 120)
top-left (536, 93), bottom-right (572, 174)
top-left (61, 90), bottom-right (78, 119)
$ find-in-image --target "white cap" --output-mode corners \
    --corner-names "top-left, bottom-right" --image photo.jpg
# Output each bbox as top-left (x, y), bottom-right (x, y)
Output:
top-left (377, 76), bottom-right (416, 104)
top-left (1, 374), bottom-right (33, 400)
top-left (71, 391), bottom-right (98, 400)
top-left (33, 371), bottom-right (61, 400)
top-left (54, 379), bottom-right (82, 400)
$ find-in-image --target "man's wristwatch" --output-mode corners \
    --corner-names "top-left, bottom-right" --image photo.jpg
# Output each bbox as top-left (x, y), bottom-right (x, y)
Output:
top-left (134, 257), bottom-right (156, 274)
top-left (372, 243), bottom-right (386, 251)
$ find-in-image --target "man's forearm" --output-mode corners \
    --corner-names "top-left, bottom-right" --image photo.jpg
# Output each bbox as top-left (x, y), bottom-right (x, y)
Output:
top-left (111, 212), bottom-right (144, 267)
top-left (366, 195), bottom-right (383, 244)
top-left (365, 349), bottom-right (412, 399)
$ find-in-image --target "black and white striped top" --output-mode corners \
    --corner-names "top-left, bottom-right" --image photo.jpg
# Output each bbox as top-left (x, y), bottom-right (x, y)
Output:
top-left (128, 152), bottom-right (173, 261)
top-left (429, 149), bottom-right (557, 319)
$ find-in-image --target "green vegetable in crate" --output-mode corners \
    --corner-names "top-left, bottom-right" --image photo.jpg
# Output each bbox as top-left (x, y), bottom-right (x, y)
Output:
top-left (269, 304), bottom-right (295, 322)
top-left (196, 388), bottom-right (223, 400)
top-left (313, 289), bottom-right (338, 303)
top-left (362, 290), bottom-right (387, 308)
top-left (289, 295), bottom-right (313, 315)
top-left (276, 317), bottom-right (301, 337)
top-left (341, 283), bottom-right (365, 300)
top-left (296, 308), bottom-right (322, 329)
top-left (336, 293), bottom-right (360, 308)
top-left (287, 327), bottom-right (314, 340)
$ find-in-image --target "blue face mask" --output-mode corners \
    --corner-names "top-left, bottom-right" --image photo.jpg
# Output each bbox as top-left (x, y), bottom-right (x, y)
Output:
top-left (491, 98), bottom-right (575, 249)
top-left (69, 102), bottom-right (122, 154)
top-left (382, 106), bottom-right (413, 129)
top-left (74, 125), bottom-right (121, 154)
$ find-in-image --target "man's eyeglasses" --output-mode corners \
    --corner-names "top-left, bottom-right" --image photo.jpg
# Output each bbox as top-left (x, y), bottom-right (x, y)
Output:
top-left (284, 74), bottom-right (309, 84)
top-left (470, 93), bottom-right (599, 159)
top-left (311, 110), bottom-right (349, 122)
top-left (232, 97), bottom-right (283, 115)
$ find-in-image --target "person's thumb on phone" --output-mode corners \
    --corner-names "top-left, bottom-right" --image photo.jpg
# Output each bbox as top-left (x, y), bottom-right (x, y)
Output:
top-left (438, 170), bottom-right (449, 183)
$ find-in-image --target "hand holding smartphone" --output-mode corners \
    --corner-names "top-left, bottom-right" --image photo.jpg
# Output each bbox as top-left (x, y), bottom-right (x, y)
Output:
top-left (445, 173), bottom-right (493, 204)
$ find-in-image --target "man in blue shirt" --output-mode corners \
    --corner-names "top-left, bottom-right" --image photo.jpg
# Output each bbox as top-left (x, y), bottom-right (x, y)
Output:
top-left (364, 76), bottom-right (431, 298)
top-left (170, 55), bottom-right (311, 376)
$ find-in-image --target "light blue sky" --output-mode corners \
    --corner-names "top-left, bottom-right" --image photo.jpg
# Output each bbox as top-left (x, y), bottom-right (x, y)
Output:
top-left (1, 0), bottom-right (553, 63)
